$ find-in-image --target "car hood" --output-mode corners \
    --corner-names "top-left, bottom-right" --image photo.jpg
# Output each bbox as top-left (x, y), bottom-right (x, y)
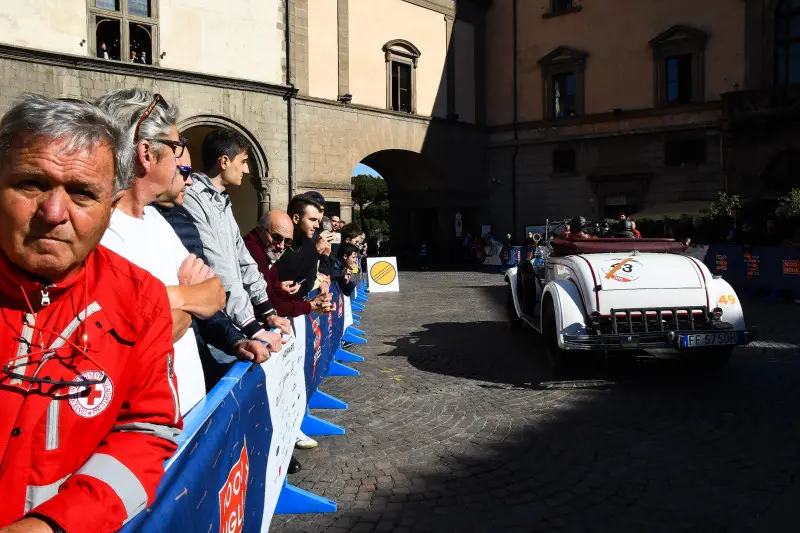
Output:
top-left (577, 253), bottom-right (705, 291)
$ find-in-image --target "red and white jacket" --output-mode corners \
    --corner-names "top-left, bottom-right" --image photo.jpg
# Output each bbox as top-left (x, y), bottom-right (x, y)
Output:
top-left (0, 246), bottom-right (182, 532)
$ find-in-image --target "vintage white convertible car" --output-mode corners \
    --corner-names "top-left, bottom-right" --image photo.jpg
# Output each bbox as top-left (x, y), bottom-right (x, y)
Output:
top-left (506, 236), bottom-right (756, 366)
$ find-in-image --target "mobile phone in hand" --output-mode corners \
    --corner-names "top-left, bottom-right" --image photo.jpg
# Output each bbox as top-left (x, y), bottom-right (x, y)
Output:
top-left (330, 232), bottom-right (341, 244)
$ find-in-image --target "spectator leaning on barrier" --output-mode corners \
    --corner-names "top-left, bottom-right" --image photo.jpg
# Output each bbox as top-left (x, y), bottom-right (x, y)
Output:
top-left (182, 128), bottom-right (289, 347)
top-left (97, 89), bottom-right (225, 415)
top-left (271, 195), bottom-right (335, 317)
top-left (243, 210), bottom-right (321, 455)
top-left (333, 243), bottom-right (359, 296)
top-left (151, 145), bottom-right (271, 392)
top-left (0, 94), bottom-right (181, 532)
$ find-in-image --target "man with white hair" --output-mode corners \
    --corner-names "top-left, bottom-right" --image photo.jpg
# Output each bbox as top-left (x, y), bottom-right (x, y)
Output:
top-left (0, 94), bottom-right (180, 532)
top-left (97, 89), bottom-right (228, 415)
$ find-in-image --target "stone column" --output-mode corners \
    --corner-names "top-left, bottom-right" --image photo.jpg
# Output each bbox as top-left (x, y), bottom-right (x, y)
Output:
top-left (251, 174), bottom-right (271, 220)
top-left (337, 0), bottom-right (350, 98)
top-left (445, 15), bottom-right (456, 118)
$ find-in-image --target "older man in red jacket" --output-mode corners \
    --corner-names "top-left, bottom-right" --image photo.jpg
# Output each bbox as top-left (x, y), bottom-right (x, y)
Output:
top-left (0, 95), bottom-right (181, 533)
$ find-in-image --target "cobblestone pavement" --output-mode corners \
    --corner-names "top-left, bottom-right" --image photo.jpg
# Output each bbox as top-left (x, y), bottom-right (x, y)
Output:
top-left (272, 271), bottom-right (800, 533)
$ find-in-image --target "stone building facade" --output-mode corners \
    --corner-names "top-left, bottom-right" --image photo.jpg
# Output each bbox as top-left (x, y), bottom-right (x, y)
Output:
top-left (0, 0), bottom-right (488, 264)
top-left (484, 0), bottom-right (748, 234)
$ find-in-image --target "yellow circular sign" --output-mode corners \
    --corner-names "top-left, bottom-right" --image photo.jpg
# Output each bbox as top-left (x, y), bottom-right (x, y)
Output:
top-left (370, 261), bottom-right (397, 286)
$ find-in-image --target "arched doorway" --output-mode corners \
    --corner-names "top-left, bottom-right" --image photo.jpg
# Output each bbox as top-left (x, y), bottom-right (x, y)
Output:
top-left (352, 149), bottom-right (458, 268)
top-left (178, 116), bottom-right (270, 234)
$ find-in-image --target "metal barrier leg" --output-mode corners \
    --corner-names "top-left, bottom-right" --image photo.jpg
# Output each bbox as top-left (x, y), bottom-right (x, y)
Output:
top-left (275, 479), bottom-right (337, 514)
top-left (301, 409), bottom-right (346, 436)
top-left (352, 302), bottom-right (365, 312)
top-left (335, 348), bottom-right (365, 363)
top-left (346, 326), bottom-right (366, 337)
top-left (308, 390), bottom-right (348, 409)
top-left (327, 360), bottom-right (360, 377)
top-left (342, 331), bottom-right (367, 344)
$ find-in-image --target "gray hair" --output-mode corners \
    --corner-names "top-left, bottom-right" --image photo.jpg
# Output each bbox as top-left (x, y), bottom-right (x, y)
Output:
top-left (95, 88), bottom-right (179, 178)
top-left (0, 94), bottom-right (133, 194)
top-left (321, 216), bottom-right (333, 232)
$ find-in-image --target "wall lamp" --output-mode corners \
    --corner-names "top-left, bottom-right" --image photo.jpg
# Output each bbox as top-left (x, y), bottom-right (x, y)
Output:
top-left (338, 94), bottom-right (352, 104)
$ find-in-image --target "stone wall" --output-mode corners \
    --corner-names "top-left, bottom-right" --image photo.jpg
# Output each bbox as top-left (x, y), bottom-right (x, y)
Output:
top-left (0, 52), bottom-right (289, 230)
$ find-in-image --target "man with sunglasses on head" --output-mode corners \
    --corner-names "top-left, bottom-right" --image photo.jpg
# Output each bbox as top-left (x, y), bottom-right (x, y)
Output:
top-left (181, 129), bottom-right (291, 346)
top-left (96, 89), bottom-right (227, 416)
top-left (0, 95), bottom-right (181, 532)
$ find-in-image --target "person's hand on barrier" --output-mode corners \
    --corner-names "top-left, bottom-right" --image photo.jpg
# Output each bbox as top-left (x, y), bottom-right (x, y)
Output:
top-left (233, 339), bottom-right (270, 364)
top-left (311, 295), bottom-right (334, 314)
top-left (178, 254), bottom-right (213, 285)
top-left (252, 329), bottom-right (285, 353)
top-left (280, 279), bottom-right (302, 295)
top-left (264, 314), bottom-right (291, 335)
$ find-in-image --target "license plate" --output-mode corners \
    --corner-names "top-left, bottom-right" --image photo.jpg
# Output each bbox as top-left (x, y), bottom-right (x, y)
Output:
top-left (679, 332), bottom-right (740, 348)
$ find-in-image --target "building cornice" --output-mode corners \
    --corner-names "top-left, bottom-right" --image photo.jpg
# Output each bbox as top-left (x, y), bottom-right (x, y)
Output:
top-left (488, 101), bottom-right (723, 134)
top-left (400, 0), bottom-right (454, 17)
top-left (296, 180), bottom-right (354, 192)
top-left (0, 43), bottom-right (293, 98)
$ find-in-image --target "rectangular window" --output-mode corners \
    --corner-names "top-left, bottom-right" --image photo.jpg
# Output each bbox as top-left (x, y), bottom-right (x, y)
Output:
top-left (664, 139), bottom-right (707, 166)
top-left (391, 61), bottom-right (412, 113)
top-left (95, 0), bottom-right (120, 11)
top-left (128, 0), bottom-right (151, 17)
top-left (552, 0), bottom-right (573, 12)
top-left (552, 148), bottom-right (576, 174)
top-left (129, 22), bottom-right (153, 64)
top-left (665, 55), bottom-right (692, 104)
top-left (552, 72), bottom-right (576, 118)
top-left (96, 17), bottom-right (121, 61)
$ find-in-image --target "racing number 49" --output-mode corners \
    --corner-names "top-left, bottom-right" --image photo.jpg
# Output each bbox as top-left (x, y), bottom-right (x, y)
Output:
top-left (719, 295), bottom-right (736, 305)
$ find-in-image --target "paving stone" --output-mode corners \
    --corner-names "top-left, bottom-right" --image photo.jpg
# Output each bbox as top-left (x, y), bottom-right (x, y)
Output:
top-left (272, 272), bottom-right (800, 532)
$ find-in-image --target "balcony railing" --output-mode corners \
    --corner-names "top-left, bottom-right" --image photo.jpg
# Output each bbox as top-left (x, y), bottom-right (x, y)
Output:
top-left (722, 85), bottom-right (800, 122)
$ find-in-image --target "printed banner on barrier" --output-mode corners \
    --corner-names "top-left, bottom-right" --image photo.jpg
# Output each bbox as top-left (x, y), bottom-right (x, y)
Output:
top-left (260, 318), bottom-right (307, 529)
top-left (121, 285), bottom-right (357, 532)
top-left (366, 257), bottom-right (400, 293)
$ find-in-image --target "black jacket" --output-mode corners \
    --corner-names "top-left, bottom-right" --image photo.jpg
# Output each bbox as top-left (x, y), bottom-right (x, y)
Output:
top-left (153, 204), bottom-right (246, 366)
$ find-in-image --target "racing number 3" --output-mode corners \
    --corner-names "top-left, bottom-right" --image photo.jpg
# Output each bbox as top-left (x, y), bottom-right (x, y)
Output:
top-left (611, 262), bottom-right (634, 274)
top-left (719, 295), bottom-right (736, 305)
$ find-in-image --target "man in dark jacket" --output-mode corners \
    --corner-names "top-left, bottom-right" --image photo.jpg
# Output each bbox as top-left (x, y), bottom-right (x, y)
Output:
top-left (152, 148), bottom-right (271, 390)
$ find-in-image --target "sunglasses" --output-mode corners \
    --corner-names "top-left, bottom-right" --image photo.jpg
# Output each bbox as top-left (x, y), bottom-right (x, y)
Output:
top-left (270, 233), bottom-right (293, 247)
top-left (177, 165), bottom-right (192, 180)
top-left (133, 93), bottom-right (187, 158)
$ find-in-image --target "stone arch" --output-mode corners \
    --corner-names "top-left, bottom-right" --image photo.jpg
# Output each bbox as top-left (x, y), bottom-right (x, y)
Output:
top-left (178, 114), bottom-right (272, 225)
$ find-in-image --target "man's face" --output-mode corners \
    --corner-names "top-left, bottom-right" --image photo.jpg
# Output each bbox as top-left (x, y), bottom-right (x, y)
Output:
top-left (149, 124), bottom-right (182, 204)
top-left (155, 143), bottom-right (192, 208)
top-left (330, 215), bottom-right (341, 230)
top-left (294, 204), bottom-right (321, 239)
top-left (345, 251), bottom-right (358, 270)
top-left (265, 216), bottom-right (294, 262)
top-left (0, 135), bottom-right (116, 281)
top-left (221, 150), bottom-right (249, 187)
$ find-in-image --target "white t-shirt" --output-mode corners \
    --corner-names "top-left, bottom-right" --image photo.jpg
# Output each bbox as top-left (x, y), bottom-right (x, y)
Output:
top-left (101, 206), bottom-right (206, 416)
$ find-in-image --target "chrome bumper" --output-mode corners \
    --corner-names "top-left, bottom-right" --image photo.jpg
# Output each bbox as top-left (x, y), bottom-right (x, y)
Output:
top-left (562, 328), bottom-right (758, 351)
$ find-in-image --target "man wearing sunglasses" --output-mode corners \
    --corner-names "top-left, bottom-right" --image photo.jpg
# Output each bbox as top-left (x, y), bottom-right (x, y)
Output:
top-left (97, 89), bottom-right (228, 416)
top-left (154, 147), bottom-right (272, 389)
top-left (0, 96), bottom-right (181, 532)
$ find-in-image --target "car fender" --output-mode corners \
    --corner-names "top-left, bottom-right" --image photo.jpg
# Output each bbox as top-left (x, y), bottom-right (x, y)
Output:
top-left (705, 277), bottom-right (746, 329)
top-left (505, 266), bottom-right (523, 319)
top-left (542, 280), bottom-right (589, 348)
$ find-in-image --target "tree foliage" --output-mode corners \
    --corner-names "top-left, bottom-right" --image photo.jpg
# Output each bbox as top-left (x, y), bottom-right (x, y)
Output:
top-left (703, 192), bottom-right (742, 219)
top-left (779, 188), bottom-right (800, 217)
top-left (351, 174), bottom-right (390, 241)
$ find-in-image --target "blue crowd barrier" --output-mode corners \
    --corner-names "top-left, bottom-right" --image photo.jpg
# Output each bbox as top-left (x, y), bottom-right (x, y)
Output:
top-left (120, 280), bottom-right (368, 532)
top-left (703, 245), bottom-right (800, 293)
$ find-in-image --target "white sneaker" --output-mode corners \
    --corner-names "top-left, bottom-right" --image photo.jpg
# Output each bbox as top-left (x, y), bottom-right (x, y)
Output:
top-left (295, 431), bottom-right (318, 449)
